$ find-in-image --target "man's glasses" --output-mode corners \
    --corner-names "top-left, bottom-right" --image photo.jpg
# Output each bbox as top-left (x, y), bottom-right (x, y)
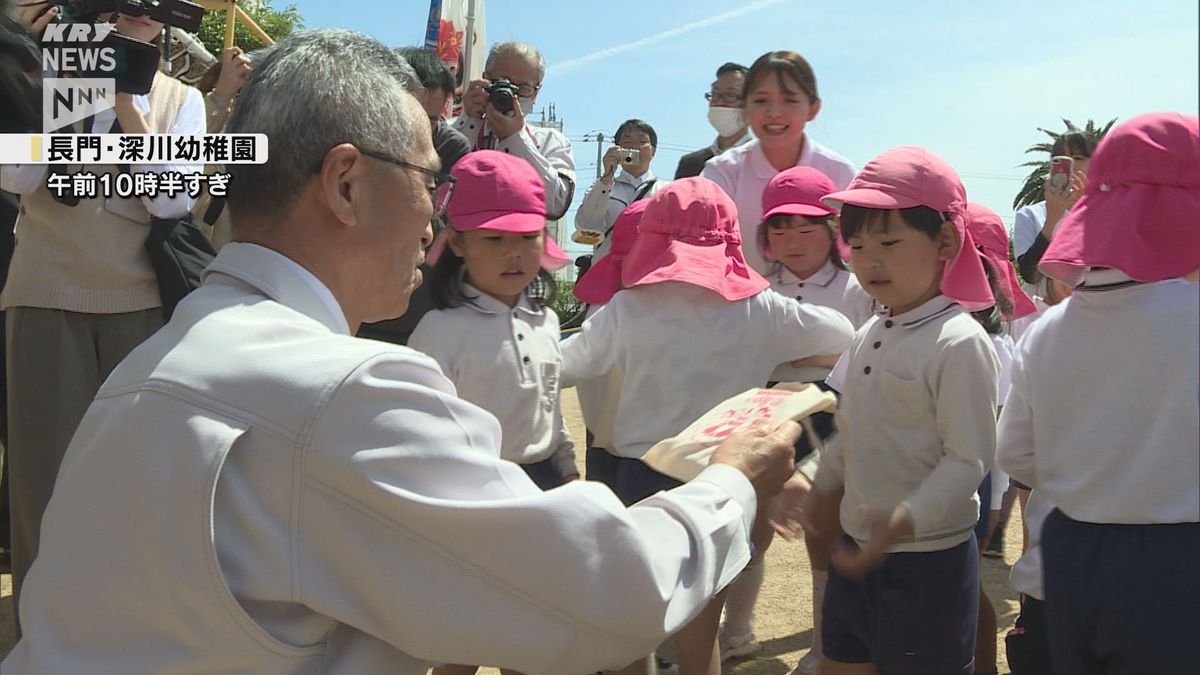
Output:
top-left (357, 149), bottom-right (456, 220)
top-left (705, 92), bottom-right (744, 105)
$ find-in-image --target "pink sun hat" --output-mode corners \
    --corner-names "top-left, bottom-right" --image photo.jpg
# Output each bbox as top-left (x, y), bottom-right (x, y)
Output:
top-left (426, 150), bottom-right (569, 271)
top-left (823, 146), bottom-right (994, 311)
top-left (759, 166), bottom-right (851, 263)
top-left (966, 202), bottom-right (1037, 319)
top-left (573, 200), bottom-right (649, 305)
top-left (1039, 112), bottom-right (1200, 287)
top-left (621, 177), bottom-right (769, 301)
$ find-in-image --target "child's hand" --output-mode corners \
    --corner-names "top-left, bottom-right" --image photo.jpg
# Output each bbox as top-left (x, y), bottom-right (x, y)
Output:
top-left (830, 504), bottom-right (914, 580)
top-left (768, 471), bottom-right (811, 541)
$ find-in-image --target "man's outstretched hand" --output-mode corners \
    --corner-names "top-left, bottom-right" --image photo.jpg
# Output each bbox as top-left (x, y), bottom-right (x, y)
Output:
top-left (710, 421), bottom-right (801, 498)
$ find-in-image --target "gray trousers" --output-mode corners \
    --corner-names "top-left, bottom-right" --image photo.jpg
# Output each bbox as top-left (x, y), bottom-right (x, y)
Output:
top-left (5, 306), bottom-right (162, 632)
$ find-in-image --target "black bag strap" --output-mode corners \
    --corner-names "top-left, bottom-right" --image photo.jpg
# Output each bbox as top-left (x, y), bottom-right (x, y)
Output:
top-left (602, 179), bottom-right (658, 239)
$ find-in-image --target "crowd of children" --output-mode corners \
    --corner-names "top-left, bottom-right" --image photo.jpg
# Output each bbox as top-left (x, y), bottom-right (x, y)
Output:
top-left (400, 40), bottom-right (1199, 675)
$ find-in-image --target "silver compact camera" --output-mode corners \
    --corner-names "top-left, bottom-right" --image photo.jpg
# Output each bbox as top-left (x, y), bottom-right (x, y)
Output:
top-left (619, 148), bottom-right (641, 164)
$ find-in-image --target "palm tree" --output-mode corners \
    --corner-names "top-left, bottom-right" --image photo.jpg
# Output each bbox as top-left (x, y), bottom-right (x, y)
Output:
top-left (1013, 118), bottom-right (1118, 210)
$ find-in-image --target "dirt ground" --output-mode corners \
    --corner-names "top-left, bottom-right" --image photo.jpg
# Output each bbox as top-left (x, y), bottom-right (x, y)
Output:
top-left (0, 388), bottom-right (1022, 672)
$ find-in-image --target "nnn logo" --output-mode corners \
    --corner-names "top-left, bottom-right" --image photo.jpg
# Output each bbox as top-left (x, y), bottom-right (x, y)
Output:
top-left (41, 23), bottom-right (118, 132)
top-left (44, 78), bottom-right (116, 132)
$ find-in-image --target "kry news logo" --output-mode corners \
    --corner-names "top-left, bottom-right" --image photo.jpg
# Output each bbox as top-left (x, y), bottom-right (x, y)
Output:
top-left (40, 22), bottom-right (119, 132)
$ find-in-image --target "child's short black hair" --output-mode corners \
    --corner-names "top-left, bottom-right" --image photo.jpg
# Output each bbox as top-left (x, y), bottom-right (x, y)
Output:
top-left (427, 243), bottom-right (557, 310)
top-left (839, 204), bottom-right (949, 242)
top-left (971, 256), bottom-right (1014, 335)
top-left (757, 214), bottom-right (846, 273)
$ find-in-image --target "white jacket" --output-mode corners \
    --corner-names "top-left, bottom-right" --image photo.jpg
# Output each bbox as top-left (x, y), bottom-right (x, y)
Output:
top-left (3, 243), bottom-right (759, 675)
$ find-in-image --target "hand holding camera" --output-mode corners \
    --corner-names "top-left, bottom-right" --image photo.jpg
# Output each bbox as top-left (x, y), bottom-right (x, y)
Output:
top-left (461, 77), bottom-right (526, 140)
top-left (601, 145), bottom-right (641, 181)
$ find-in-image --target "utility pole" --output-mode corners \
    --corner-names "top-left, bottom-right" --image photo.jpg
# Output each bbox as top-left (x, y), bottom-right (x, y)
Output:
top-left (581, 132), bottom-right (605, 180)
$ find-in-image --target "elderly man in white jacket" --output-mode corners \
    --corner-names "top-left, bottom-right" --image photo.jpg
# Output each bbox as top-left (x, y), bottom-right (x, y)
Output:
top-left (2, 29), bottom-right (800, 675)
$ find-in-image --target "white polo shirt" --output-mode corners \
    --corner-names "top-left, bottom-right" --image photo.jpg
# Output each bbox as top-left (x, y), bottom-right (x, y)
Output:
top-left (766, 261), bottom-right (876, 384)
top-left (818, 296), bottom-right (1000, 552)
top-left (700, 136), bottom-right (857, 274)
top-left (562, 282), bottom-right (855, 459)
top-left (997, 270), bottom-right (1200, 525)
top-left (409, 286), bottom-right (572, 465)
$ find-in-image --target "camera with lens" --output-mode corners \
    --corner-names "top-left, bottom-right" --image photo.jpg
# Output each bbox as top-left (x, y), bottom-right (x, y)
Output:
top-left (51, 0), bottom-right (204, 32)
top-left (485, 78), bottom-right (520, 115)
top-left (619, 148), bottom-right (640, 164)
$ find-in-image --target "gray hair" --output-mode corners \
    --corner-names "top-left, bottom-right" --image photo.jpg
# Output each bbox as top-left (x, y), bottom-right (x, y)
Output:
top-left (225, 29), bottom-right (424, 228)
top-left (485, 41), bottom-right (545, 83)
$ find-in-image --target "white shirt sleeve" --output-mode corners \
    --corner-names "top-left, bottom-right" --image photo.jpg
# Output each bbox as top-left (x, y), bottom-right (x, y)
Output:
top-left (997, 342), bottom-right (1038, 489)
top-left (764, 291), bottom-right (855, 363)
top-left (699, 156), bottom-right (735, 199)
top-left (298, 353), bottom-right (758, 672)
top-left (1012, 204), bottom-right (1045, 257)
top-left (133, 86), bottom-right (205, 219)
top-left (560, 302), bottom-right (620, 389)
top-left (494, 127), bottom-right (576, 220)
top-left (901, 334), bottom-right (999, 537)
top-left (407, 312), bottom-right (457, 383)
top-left (574, 177), bottom-right (614, 236)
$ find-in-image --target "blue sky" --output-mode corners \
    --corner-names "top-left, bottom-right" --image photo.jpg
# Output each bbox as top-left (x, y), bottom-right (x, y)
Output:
top-left (289, 0), bottom-right (1199, 256)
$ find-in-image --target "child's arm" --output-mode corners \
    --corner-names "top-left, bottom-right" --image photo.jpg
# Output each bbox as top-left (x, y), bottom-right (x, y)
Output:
top-left (902, 334), bottom-right (1000, 541)
top-left (767, 292), bottom-right (855, 363)
top-left (549, 406), bottom-right (580, 482)
top-left (560, 302), bottom-right (620, 389)
top-left (997, 345), bottom-right (1038, 489)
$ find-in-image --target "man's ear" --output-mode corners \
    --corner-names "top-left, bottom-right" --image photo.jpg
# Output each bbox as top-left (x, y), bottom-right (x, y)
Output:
top-left (446, 229), bottom-right (467, 257)
top-left (936, 219), bottom-right (960, 262)
top-left (316, 143), bottom-right (363, 228)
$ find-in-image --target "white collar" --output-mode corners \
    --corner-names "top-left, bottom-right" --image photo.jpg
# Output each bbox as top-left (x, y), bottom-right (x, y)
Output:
top-left (777, 260), bottom-right (840, 288)
top-left (461, 282), bottom-right (544, 317)
top-left (749, 135), bottom-right (822, 180)
top-left (202, 243), bottom-right (351, 335)
top-left (617, 169), bottom-right (656, 188)
top-left (887, 295), bottom-right (960, 329)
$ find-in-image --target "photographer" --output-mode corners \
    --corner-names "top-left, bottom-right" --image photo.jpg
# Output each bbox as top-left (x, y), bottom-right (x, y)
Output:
top-left (0, 6), bottom-right (203, 626)
top-left (572, 118), bottom-right (662, 262)
top-left (452, 41), bottom-right (575, 220)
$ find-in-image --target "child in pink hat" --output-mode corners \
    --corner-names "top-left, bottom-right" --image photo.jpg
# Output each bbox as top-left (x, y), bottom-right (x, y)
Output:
top-left (777, 146), bottom-right (1001, 675)
top-left (998, 112), bottom-right (1200, 674)
top-left (717, 166), bottom-right (877, 670)
top-left (562, 176), bottom-right (856, 675)
top-left (411, 149), bottom-right (577, 479)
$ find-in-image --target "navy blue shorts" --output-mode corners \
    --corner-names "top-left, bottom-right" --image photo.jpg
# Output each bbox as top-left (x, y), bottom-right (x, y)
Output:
top-left (824, 535), bottom-right (979, 674)
top-left (585, 446), bottom-right (682, 507)
top-left (520, 454), bottom-right (574, 491)
top-left (1006, 596), bottom-right (1053, 675)
top-left (1041, 509), bottom-right (1200, 675)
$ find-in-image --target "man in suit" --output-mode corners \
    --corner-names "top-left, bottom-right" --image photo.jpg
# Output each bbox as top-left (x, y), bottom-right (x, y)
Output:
top-left (675, 62), bottom-right (752, 179)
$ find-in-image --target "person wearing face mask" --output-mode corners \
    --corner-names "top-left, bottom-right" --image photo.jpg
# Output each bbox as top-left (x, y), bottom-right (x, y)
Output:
top-left (675, 62), bottom-right (752, 179)
top-left (452, 41), bottom-right (575, 220)
top-left (572, 119), bottom-right (664, 262)
top-left (701, 51), bottom-right (856, 275)
top-left (0, 6), bottom-right (204, 632)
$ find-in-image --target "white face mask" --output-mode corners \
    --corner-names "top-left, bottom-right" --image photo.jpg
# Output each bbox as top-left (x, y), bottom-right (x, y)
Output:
top-left (707, 106), bottom-right (745, 137)
top-left (518, 96), bottom-right (536, 116)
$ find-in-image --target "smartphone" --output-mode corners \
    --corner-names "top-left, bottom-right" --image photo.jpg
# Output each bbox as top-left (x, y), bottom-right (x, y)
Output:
top-left (1048, 156), bottom-right (1074, 196)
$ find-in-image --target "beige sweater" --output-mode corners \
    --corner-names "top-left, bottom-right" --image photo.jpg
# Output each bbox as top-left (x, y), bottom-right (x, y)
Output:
top-left (1, 74), bottom-right (191, 314)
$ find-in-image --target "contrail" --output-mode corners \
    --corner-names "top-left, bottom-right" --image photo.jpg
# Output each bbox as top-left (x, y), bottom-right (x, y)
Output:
top-left (548, 0), bottom-right (789, 76)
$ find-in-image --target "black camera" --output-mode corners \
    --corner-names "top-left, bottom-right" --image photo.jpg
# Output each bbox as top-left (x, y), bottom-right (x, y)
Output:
top-left (51, 0), bottom-right (204, 33)
top-left (485, 78), bottom-right (519, 115)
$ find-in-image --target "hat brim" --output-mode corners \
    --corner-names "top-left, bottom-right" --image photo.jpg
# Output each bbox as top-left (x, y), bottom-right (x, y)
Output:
top-left (453, 210), bottom-right (547, 234)
top-left (621, 233), bottom-right (768, 302)
top-left (762, 202), bottom-right (837, 221)
top-left (1040, 184), bottom-right (1200, 287)
top-left (426, 226), bottom-right (570, 273)
top-left (822, 188), bottom-right (923, 211)
top-left (573, 254), bottom-right (623, 305)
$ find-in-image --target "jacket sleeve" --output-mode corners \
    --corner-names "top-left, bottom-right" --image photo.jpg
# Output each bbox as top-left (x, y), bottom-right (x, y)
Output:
top-left (298, 351), bottom-right (757, 673)
top-left (573, 177), bottom-right (614, 236)
top-left (495, 127), bottom-right (576, 220)
top-left (560, 301), bottom-right (620, 388)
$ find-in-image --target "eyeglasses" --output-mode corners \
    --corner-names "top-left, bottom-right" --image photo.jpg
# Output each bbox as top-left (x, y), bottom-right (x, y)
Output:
top-left (705, 91), bottom-right (744, 105)
top-left (358, 149), bottom-right (457, 220)
top-left (482, 72), bottom-right (542, 98)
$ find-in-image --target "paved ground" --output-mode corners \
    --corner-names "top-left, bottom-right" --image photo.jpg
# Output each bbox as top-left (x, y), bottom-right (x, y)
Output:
top-left (0, 388), bottom-right (1023, 672)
